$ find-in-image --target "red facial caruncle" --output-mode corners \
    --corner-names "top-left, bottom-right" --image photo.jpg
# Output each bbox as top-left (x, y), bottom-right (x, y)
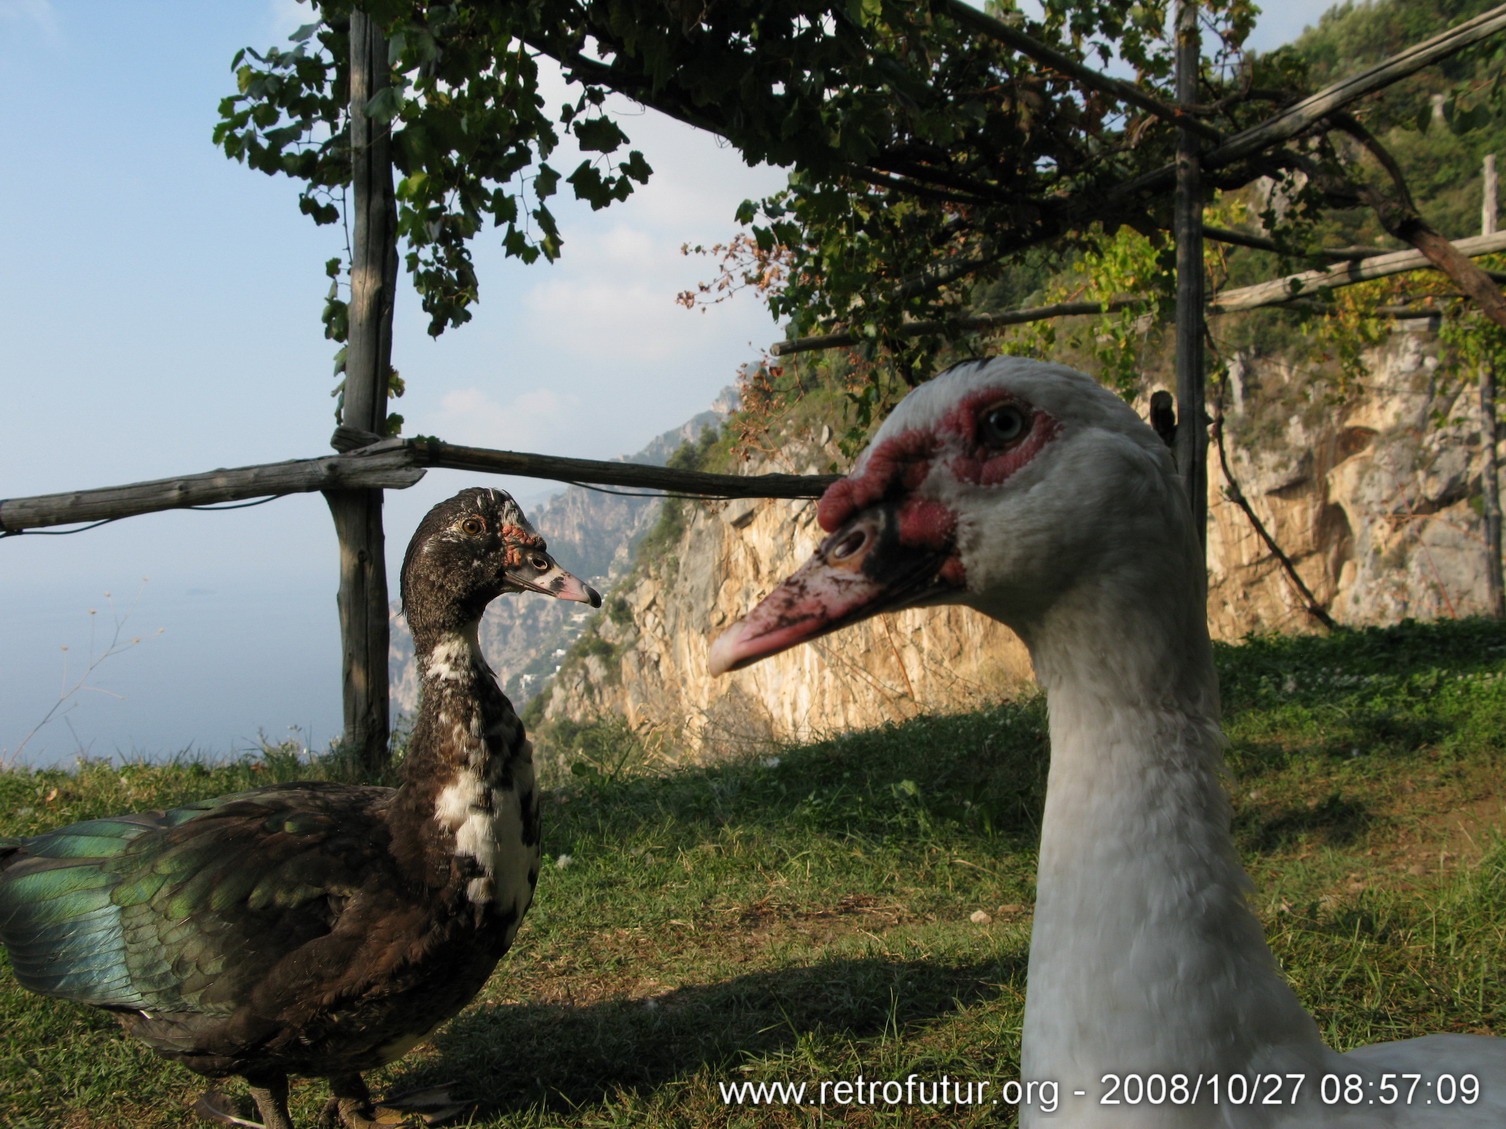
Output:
top-left (499, 523), bottom-right (545, 568)
top-left (817, 427), bottom-right (939, 533)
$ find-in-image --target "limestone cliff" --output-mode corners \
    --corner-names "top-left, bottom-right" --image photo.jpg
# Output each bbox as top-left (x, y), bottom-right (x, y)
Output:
top-left (1205, 332), bottom-right (1493, 634)
top-left (534, 332), bottom-right (1499, 758)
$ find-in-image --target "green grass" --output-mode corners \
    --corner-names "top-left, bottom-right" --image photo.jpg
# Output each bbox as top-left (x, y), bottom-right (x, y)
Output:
top-left (2, 619), bottom-right (1503, 1127)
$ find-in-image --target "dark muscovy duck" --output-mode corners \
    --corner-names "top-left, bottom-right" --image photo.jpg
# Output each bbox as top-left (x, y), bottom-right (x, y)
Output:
top-left (0, 487), bottom-right (600, 1129)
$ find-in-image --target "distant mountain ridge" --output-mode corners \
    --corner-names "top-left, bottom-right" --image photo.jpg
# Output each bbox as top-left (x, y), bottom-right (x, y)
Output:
top-left (389, 393), bottom-right (735, 714)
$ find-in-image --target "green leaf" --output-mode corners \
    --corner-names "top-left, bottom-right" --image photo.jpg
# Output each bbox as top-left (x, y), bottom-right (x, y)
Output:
top-left (535, 163), bottom-right (560, 199)
top-left (363, 87), bottom-right (401, 125)
top-left (567, 162), bottom-right (610, 209)
top-left (572, 115), bottom-right (626, 154)
top-left (621, 150), bottom-right (653, 184)
top-left (396, 172), bottom-right (431, 200)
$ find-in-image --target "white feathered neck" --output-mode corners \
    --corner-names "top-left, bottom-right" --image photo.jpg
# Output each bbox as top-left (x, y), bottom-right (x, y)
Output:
top-left (913, 359), bottom-right (1504, 1127)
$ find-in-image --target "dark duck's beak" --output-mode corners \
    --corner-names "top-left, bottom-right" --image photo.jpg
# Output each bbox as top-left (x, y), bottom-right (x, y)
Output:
top-left (506, 552), bottom-right (602, 607)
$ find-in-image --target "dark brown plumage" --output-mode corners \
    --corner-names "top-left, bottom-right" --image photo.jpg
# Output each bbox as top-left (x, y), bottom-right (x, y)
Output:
top-left (0, 488), bottom-right (601, 1129)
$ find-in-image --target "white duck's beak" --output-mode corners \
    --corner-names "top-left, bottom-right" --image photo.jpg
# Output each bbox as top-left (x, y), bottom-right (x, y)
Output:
top-left (708, 501), bottom-right (960, 676)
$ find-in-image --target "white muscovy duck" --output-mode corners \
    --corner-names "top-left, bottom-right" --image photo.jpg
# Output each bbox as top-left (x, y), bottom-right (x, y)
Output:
top-left (708, 357), bottom-right (1503, 1127)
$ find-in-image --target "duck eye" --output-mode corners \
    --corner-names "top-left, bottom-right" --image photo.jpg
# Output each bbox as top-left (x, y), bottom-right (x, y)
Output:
top-left (979, 404), bottom-right (1027, 448)
top-left (460, 516), bottom-right (485, 535)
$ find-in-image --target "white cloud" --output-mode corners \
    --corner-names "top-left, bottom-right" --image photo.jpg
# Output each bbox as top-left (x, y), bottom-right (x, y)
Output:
top-left (0, 0), bottom-right (60, 42)
top-left (425, 386), bottom-right (583, 452)
top-left (523, 263), bottom-right (764, 366)
top-left (265, 0), bottom-right (313, 41)
top-left (597, 224), bottom-right (657, 265)
top-left (522, 276), bottom-right (684, 363)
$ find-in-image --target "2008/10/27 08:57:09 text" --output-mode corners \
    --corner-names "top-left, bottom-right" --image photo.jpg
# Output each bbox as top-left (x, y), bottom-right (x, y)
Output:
top-left (717, 1072), bottom-right (1484, 1112)
top-left (1096, 1072), bottom-right (1482, 1107)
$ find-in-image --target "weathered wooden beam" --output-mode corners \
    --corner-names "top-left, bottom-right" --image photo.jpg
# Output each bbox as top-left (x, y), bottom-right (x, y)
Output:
top-left (1210, 230), bottom-right (1506, 311)
top-left (1109, 4), bottom-right (1506, 203)
top-left (410, 438), bottom-right (837, 499)
top-left (332, 8), bottom-right (400, 778)
top-left (1485, 153), bottom-right (1500, 236)
top-left (1480, 357), bottom-right (1504, 618)
top-left (770, 231), bottom-right (1506, 355)
top-left (326, 487), bottom-right (389, 776)
top-left (771, 298), bottom-right (1145, 356)
top-left (0, 449), bottom-right (425, 534)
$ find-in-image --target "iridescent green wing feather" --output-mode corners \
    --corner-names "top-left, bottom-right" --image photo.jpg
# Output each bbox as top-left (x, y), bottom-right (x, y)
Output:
top-left (0, 782), bottom-right (385, 1016)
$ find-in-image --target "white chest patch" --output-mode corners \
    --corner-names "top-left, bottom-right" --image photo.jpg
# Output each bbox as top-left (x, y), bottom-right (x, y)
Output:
top-left (433, 762), bottom-right (538, 912)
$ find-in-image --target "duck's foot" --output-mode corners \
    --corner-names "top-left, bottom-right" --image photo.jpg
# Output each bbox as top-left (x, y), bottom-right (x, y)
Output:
top-left (377, 1084), bottom-right (470, 1126)
top-left (320, 1076), bottom-right (469, 1129)
top-left (194, 1089), bottom-right (263, 1129)
top-left (196, 1075), bottom-right (296, 1129)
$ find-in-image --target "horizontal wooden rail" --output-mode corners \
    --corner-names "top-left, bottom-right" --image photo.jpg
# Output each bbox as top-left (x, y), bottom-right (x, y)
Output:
top-left (1209, 230), bottom-right (1506, 312)
top-left (0, 439), bottom-right (838, 536)
top-left (0, 446), bottom-right (425, 533)
top-left (410, 438), bottom-right (837, 499)
top-left (772, 231), bottom-right (1506, 354)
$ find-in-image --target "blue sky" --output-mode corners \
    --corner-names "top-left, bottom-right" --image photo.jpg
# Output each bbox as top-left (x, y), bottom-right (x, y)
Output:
top-left (0, 1), bottom-right (1334, 765)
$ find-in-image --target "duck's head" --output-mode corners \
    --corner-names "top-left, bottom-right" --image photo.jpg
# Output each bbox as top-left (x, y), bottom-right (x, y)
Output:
top-left (402, 488), bottom-right (602, 635)
top-left (708, 356), bottom-right (1193, 674)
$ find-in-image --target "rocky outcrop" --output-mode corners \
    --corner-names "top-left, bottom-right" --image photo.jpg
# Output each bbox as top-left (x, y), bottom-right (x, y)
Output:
top-left (535, 331), bottom-right (1499, 758)
top-left (1205, 333), bottom-right (1493, 634)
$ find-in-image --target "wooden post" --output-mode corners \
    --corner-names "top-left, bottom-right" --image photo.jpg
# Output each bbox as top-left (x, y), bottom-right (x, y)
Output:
top-left (325, 7), bottom-right (399, 777)
top-left (1481, 358), bottom-right (1503, 618)
top-left (1485, 153), bottom-right (1498, 236)
top-left (1481, 155), bottom-right (1503, 617)
top-left (1173, 0), bottom-right (1207, 549)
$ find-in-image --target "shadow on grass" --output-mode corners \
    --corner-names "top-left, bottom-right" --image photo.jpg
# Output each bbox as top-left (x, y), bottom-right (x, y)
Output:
top-left (398, 955), bottom-right (1024, 1115)
top-left (1229, 708), bottom-right (1458, 782)
top-left (544, 705), bottom-right (1051, 863)
top-left (1234, 792), bottom-right (1373, 854)
top-left (1216, 617), bottom-right (1506, 716)
top-left (1338, 712), bottom-right (1452, 755)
